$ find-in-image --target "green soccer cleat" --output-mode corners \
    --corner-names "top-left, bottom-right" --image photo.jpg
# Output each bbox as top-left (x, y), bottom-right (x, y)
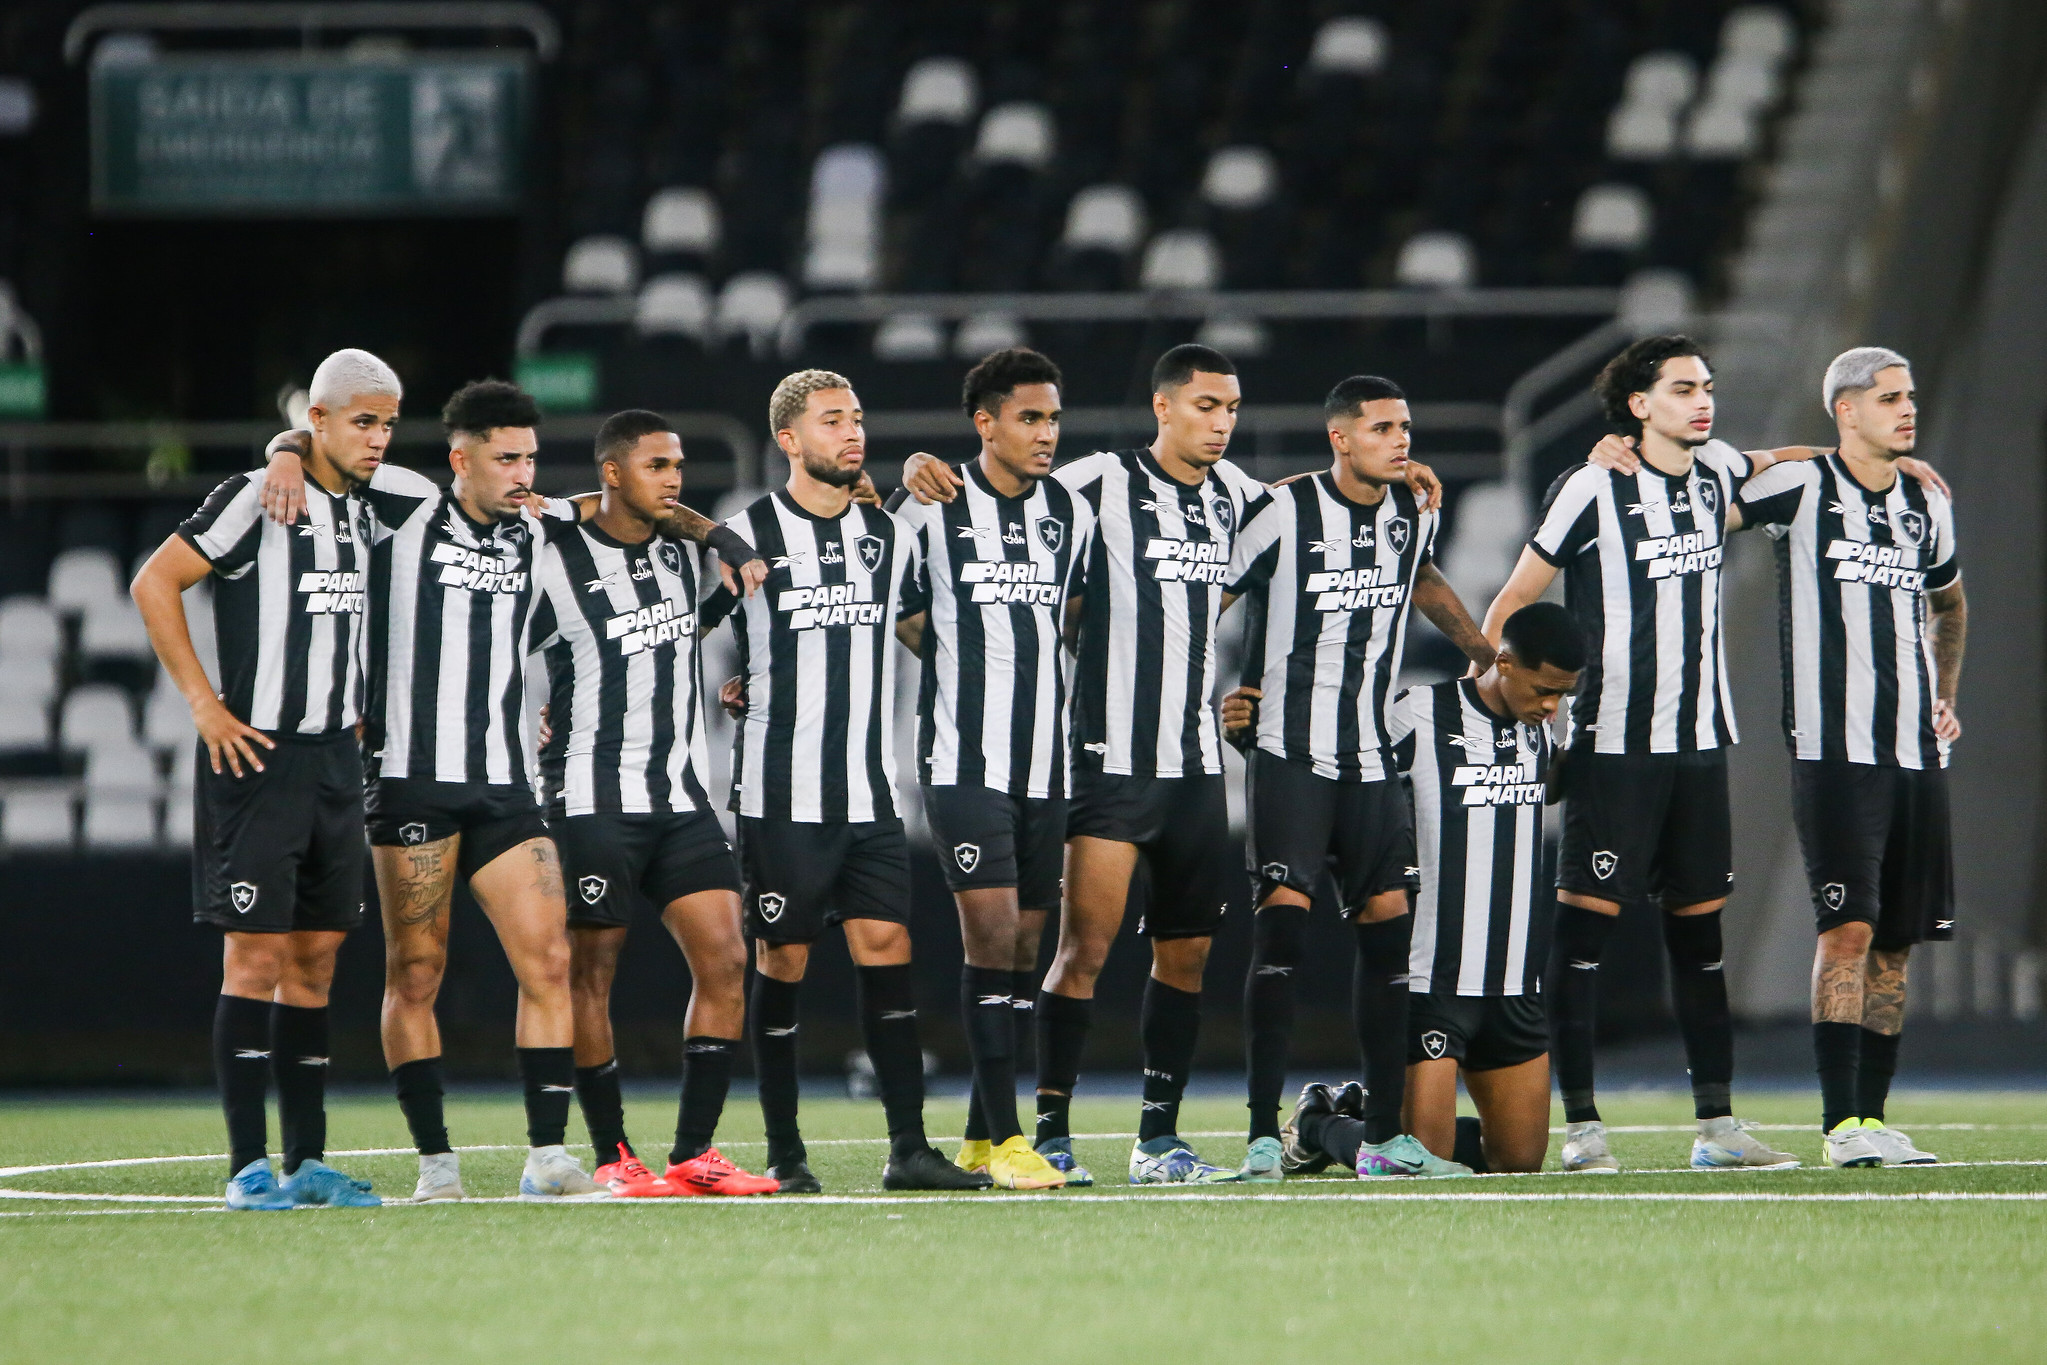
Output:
top-left (1236, 1135), bottom-right (1285, 1183)
top-left (1355, 1132), bottom-right (1473, 1179)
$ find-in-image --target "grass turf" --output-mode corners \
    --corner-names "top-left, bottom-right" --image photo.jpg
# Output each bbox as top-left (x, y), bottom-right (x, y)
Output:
top-left (3, 1088), bottom-right (2044, 1362)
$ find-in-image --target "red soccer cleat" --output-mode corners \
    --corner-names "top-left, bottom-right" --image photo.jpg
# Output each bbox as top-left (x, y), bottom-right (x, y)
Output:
top-left (594, 1153), bottom-right (675, 1197)
top-left (664, 1147), bottom-right (779, 1196)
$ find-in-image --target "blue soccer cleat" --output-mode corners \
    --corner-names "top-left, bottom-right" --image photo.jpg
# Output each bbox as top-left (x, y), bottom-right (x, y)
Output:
top-left (225, 1158), bottom-right (296, 1211)
top-left (280, 1158), bottom-right (382, 1207)
top-left (1128, 1136), bottom-right (1238, 1185)
top-left (1034, 1136), bottom-right (1094, 1188)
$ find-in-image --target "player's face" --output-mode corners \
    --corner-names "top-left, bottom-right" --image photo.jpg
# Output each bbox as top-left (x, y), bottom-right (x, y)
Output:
top-left (1838, 366), bottom-right (1916, 454)
top-left (451, 425), bottom-right (540, 519)
top-left (309, 393), bottom-right (399, 485)
top-left (1631, 356), bottom-right (1715, 448)
top-left (979, 382), bottom-right (1061, 481)
top-left (779, 387), bottom-right (866, 488)
top-left (1328, 398), bottom-right (1412, 485)
top-left (1497, 655), bottom-right (1579, 726)
top-left (606, 431), bottom-right (685, 522)
top-left (1154, 371), bottom-right (1242, 468)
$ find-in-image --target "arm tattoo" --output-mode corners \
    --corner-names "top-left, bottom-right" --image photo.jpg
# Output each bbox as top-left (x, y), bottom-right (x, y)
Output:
top-left (531, 841), bottom-right (564, 900)
top-left (394, 846), bottom-right (450, 927)
top-left (1811, 951), bottom-right (1866, 1024)
top-left (1862, 949), bottom-right (1910, 1035)
top-left (1929, 584), bottom-right (1967, 700)
top-left (1413, 564), bottom-right (1496, 670)
top-left (654, 504), bottom-right (717, 543)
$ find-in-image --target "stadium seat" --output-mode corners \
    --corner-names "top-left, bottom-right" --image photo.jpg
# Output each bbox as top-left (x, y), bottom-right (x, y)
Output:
top-left (1620, 269), bottom-right (1696, 332)
top-left (1201, 147), bottom-right (1278, 212)
top-left (0, 597), bottom-right (59, 660)
top-left (78, 599), bottom-right (153, 662)
top-left (1306, 16), bottom-right (1389, 76)
top-left (634, 273), bottom-right (714, 341)
top-left (1608, 104), bottom-right (1679, 161)
top-left (0, 653), bottom-right (56, 705)
top-left (1685, 103), bottom-right (1759, 158)
top-left (46, 548), bottom-right (123, 616)
top-left (1623, 51), bottom-right (1700, 111)
top-left (1703, 55), bottom-right (1782, 114)
top-left (58, 684), bottom-right (135, 751)
top-left (1139, 229), bottom-right (1221, 291)
top-left (1572, 184), bottom-right (1653, 252)
top-left (715, 272), bottom-right (791, 358)
top-left (803, 144), bottom-right (885, 291)
top-left (641, 187), bottom-right (721, 263)
top-left (1, 788), bottom-right (73, 850)
top-left (1723, 6), bottom-right (1797, 66)
top-left (562, 234), bottom-right (639, 295)
top-left (82, 792), bottom-right (157, 849)
top-left (0, 695), bottom-right (48, 752)
top-left (143, 674), bottom-right (194, 751)
top-left (873, 313), bottom-right (944, 363)
top-left (161, 786), bottom-right (194, 847)
top-left (972, 103), bottom-right (1054, 170)
top-left (85, 738), bottom-right (158, 793)
top-left (1195, 316), bottom-right (1268, 358)
top-left (1395, 231), bottom-right (1477, 289)
top-left (890, 57), bottom-right (978, 208)
top-left (0, 76), bottom-right (34, 135)
top-left (1062, 185), bottom-right (1146, 255)
top-left (954, 312), bottom-right (1025, 359)
top-left (895, 56), bottom-right (978, 127)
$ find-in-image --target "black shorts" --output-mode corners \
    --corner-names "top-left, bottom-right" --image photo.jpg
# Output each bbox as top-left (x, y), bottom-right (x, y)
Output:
top-left (1066, 764), bottom-right (1234, 939)
top-left (365, 776), bottom-right (550, 882)
top-left (1791, 759), bottom-right (1955, 949)
top-left (1246, 751), bottom-right (1417, 911)
top-left (1556, 748), bottom-right (1732, 906)
top-left (1408, 990), bottom-right (1548, 1072)
top-left (550, 810), bottom-right (742, 929)
top-left (736, 816), bottom-right (912, 944)
top-left (920, 784), bottom-right (1066, 910)
top-left (193, 731), bottom-right (365, 933)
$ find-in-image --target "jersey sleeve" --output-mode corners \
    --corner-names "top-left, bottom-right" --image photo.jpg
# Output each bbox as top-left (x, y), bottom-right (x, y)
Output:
top-left (359, 461), bottom-right (440, 538)
top-left (1528, 466), bottom-right (1602, 565)
top-left (1224, 491), bottom-right (1284, 596)
top-left (1051, 451), bottom-right (1112, 501)
top-left (534, 496), bottom-right (579, 523)
top-left (1735, 459), bottom-right (1815, 533)
top-left (527, 566), bottom-right (561, 653)
top-left (1700, 439), bottom-right (1752, 492)
top-left (1387, 688), bottom-right (1420, 771)
top-left (894, 508), bottom-right (929, 619)
top-left (178, 474), bottom-right (266, 574)
top-left (1213, 457), bottom-right (1267, 522)
top-left (1922, 485), bottom-right (1961, 591)
top-left (696, 514), bottom-right (756, 632)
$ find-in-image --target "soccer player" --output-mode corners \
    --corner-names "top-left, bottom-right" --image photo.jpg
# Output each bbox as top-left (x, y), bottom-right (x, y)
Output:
top-left (1284, 603), bottom-right (1583, 1178)
top-left (1483, 335), bottom-right (1800, 1172)
top-left (1733, 348), bottom-right (1961, 1168)
top-left (527, 410), bottom-right (777, 1197)
top-left (131, 348), bottom-right (392, 1210)
top-left (890, 349), bottom-right (1088, 1190)
top-left (1219, 374), bottom-right (1496, 1180)
top-left (710, 369), bottom-right (990, 1193)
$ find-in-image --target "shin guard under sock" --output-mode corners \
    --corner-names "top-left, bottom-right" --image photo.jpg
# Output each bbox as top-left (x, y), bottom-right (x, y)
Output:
top-left (1815, 1021), bottom-right (1862, 1132)
top-left (671, 1037), bottom-right (736, 1165)
top-left (214, 994), bottom-right (271, 1175)
top-left (961, 966), bottom-right (1021, 1143)
top-left (1663, 910), bottom-right (1734, 1119)
top-left (856, 964), bottom-right (929, 1159)
top-left (1137, 978), bottom-right (1202, 1143)
top-left (269, 1002), bottom-right (329, 1175)
top-left (518, 1047), bottom-right (574, 1148)
top-left (1244, 904), bottom-right (1307, 1142)
top-left (1352, 915), bottom-right (1414, 1144)
top-left (391, 1056), bottom-right (451, 1156)
top-left (1551, 901), bottom-right (1618, 1123)
top-left (1453, 1116), bottom-right (1491, 1174)
top-left (575, 1059), bottom-right (629, 1168)
top-left (1857, 1028), bottom-right (1901, 1124)
top-left (749, 974), bottom-right (805, 1165)
top-left (1034, 991), bottom-right (1092, 1144)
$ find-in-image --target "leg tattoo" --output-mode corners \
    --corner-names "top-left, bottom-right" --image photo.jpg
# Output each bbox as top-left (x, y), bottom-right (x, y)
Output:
top-left (1861, 949), bottom-right (1909, 1036)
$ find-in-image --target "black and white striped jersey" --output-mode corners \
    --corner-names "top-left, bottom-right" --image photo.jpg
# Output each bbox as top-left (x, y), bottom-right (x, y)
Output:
top-left (529, 520), bottom-right (717, 817)
top-left (1528, 440), bottom-right (1750, 754)
top-left (1738, 452), bottom-right (1959, 769)
top-left (895, 462), bottom-right (1094, 799)
top-left (355, 463), bottom-right (573, 787)
top-left (1391, 679), bottom-right (1554, 997)
top-left (1226, 474), bottom-right (1438, 782)
top-left (710, 492), bottom-right (920, 823)
top-left (178, 471), bottom-right (369, 736)
top-left (1058, 448), bottom-right (1264, 778)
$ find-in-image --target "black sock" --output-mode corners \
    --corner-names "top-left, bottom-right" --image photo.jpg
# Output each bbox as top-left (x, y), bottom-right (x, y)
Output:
top-left (749, 974), bottom-right (805, 1166)
top-left (961, 966), bottom-right (1021, 1144)
top-left (269, 1003), bottom-right (328, 1175)
top-left (1814, 1021), bottom-right (1862, 1132)
top-left (1035, 990), bottom-right (1091, 1144)
top-left (1453, 1115), bottom-right (1491, 1174)
top-left (1302, 1110), bottom-right (1367, 1169)
top-left (1353, 915), bottom-right (1414, 1144)
top-left (671, 1036), bottom-right (736, 1165)
top-left (391, 1057), bottom-right (451, 1156)
top-left (518, 1046), bottom-right (574, 1148)
top-left (857, 964), bottom-right (929, 1159)
top-left (1857, 1028), bottom-right (1901, 1124)
top-left (1664, 911), bottom-right (1734, 1120)
top-left (1551, 901), bottom-right (1618, 1124)
top-left (213, 994), bottom-right (271, 1175)
top-left (1138, 977), bottom-right (1201, 1143)
top-left (963, 1089), bottom-right (988, 1143)
top-left (1244, 904), bottom-right (1306, 1142)
top-left (575, 1059), bottom-right (629, 1168)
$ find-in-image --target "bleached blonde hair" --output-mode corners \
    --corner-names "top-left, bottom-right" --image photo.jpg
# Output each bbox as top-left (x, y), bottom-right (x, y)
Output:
top-left (768, 368), bottom-right (853, 436)
top-left (309, 348), bottom-right (403, 408)
top-left (1822, 346), bottom-right (1909, 416)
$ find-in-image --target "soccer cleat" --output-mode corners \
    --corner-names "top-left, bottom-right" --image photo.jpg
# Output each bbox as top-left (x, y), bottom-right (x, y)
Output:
top-left (986, 1136), bottom-right (1066, 1190)
top-left (280, 1159), bottom-right (381, 1207)
top-left (1236, 1135), bottom-right (1285, 1183)
top-left (1691, 1116), bottom-right (1800, 1170)
top-left (1330, 1081), bottom-right (1368, 1119)
top-left (224, 1159), bottom-right (296, 1211)
top-left (1034, 1136), bottom-right (1094, 1188)
top-left (884, 1144), bottom-right (995, 1190)
top-left (954, 1138), bottom-right (993, 1176)
top-left (412, 1151), bottom-right (466, 1202)
top-left (768, 1160), bottom-right (822, 1194)
top-left (665, 1148), bottom-right (779, 1196)
top-left (1861, 1119), bottom-right (1938, 1166)
top-left (1561, 1120), bottom-right (1620, 1173)
top-left (1128, 1136), bottom-right (1239, 1185)
top-left (594, 1153), bottom-right (675, 1197)
top-left (1280, 1082), bottom-right (1341, 1175)
top-left (1825, 1119), bottom-right (1885, 1168)
top-left (1355, 1133), bottom-right (1473, 1178)
top-left (518, 1144), bottom-right (607, 1200)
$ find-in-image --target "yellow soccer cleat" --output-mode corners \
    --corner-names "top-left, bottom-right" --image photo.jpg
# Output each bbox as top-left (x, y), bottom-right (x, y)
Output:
top-left (954, 1138), bottom-right (994, 1176)
top-left (986, 1135), bottom-right (1067, 1189)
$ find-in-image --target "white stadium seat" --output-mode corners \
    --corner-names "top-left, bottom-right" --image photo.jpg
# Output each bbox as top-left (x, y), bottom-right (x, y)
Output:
top-left (635, 273), bottom-right (714, 341)
top-left (2, 789), bottom-right (73, 850)
top-left (78, 599), bottom-right (154, 661)
top-left (1195, 316), bottom-right (1268, 358)
top-left (715, 272), bottom-right (791, 357)
top-left (58, 684), bottom-right (135, 751)
top-left (1139, 229), bottom-right (1221, 291)
top-left (1622, 51), bottom-right (1699, 111)
top-left (0, 596), bottom-right (60, 659)
top-left (0, 654), bottom-right (57, 705)
top-left (1703, 55), bottom-right (1781, 113)
top-left (86, 739), bottom-right (159, 794)
top-left (954, 312), bottom-right (1025, 360)
top-left (804, 144), bottom-right (886, 291)
top-left (166, 733), bottom-right (197, 790)
top-left (562, 234), bottom-right (639, 295)
top-left (1573, 183), bottom-right (1653, 251)
top-left (161, 787), bottom-right (194, 847)
top-left (1202, 147), bottom-right (1278, 212)
top-left (895, 56), bottom-right (978, 127)
top-left (1620, 269), bottom-right (1695, 333)
top-left (1685, 102), bottom-right (1759, 158)
top-left (1723, 6), bottom-right (1795, 66)
top-left (83, 792), bottom-right (157, 849)
top-left (873, 313), bottom-right (944, 363)
top-left (0, 695), bottom-right (48, 752)
top-left (143, 671), bottom-right (194, 750)
top-left (972, 103), bottom-right (1054, 170)
top-left (1062, 185), bottom-right (1146, 255)
top-left (641, 187), bottom-right (721, 257)
top-left (1307, 16), bottom-right (1389, 76)
top-left (1395, 231), bottom-right (1477, 289)
top-left (47, 548), bottom-right (123, 615)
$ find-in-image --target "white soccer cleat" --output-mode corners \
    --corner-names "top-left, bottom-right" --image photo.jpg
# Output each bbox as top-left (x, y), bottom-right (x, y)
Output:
top-left (1824, 1120), bottom-right (1884, 1168)
top-left (519, 1145), bottom-right (607, 1199)
top-left (1690, 1116), bottom-right (1800, 1169)
top-left (412, 1151), bottom-right (465, 1201)
top-left (1860, 1120), bottom-right (1938, 1165)
top-left (1560, 1120), bottom-right (1620, 1173)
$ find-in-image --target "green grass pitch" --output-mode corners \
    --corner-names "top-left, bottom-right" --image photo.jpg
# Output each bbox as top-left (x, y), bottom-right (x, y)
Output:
top-left (4, 1088), bottom-right (2045, 1363)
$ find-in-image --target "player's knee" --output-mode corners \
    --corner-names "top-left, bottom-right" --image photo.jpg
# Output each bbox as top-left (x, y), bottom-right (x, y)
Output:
top-left (521, 935), bottom-right (573, 995)
top-left (384, 951), bottom-right (445, 1005)
top-left (1819, 920), bottom-right (1874, 960)
top-left (1250, 904), bottom-right (1306, 967)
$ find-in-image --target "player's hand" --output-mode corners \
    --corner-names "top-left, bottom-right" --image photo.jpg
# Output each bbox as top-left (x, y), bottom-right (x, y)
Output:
top-left (1220, 684), bottom-right (1260, 734)
top-left (1587, 433), bottom-right (1641, 475)
top-left (901, 451), bottom-right (963, 504)
top-left (1896, 457), bottom-right (1951, 499)
top-left (1270, 471), bottom-right (1313, 487)
top-left (719, 675), bottom-right (747, 717)
top-left (851, 471), bottom-right (882, 506)
top-left (536, 704), bottom-right (552, 748)
top-left (716, 556), bottom-right (769, 597)
top-left (259, 431), bottom-right (311, 525)
top-left (194, 696), bottom-right (274, 777)
top-left (1932, 698), bottom-right (1962, 743)
top-left (1404, 459), bottom-right (1444, 512)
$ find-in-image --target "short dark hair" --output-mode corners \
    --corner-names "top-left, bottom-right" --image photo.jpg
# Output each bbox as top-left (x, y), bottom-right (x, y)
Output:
top-left (1501, 602), bottom-right (1586, 675)
top-left (962, 347), bottom-right (1063, 418)
top-left (1592, 335), bottom-right (1710, 438)
top-left (1151, 343), bottom-right (1236, 394)
top-left (1324, 374), bottom-right (1407, 422)
top-left (442, 379), bottom-right (541, 440)
top-left (595, 409), bottom-right (676, 467)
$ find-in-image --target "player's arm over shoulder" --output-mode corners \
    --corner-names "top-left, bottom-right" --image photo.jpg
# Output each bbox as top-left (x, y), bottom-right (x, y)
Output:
top-left (1051, 450), bottom-right (1113, 495)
